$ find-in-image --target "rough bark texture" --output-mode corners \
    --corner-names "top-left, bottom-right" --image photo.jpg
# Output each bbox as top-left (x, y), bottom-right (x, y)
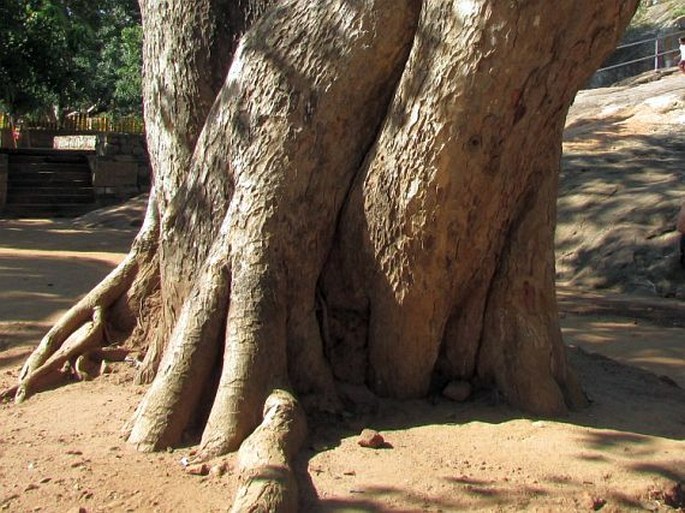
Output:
top-left (129, 0), bottom-right (422, 457)
top-left (11, 1), bottom-right (640, 511)
top-left (323, 0), bottom-right (637, 414)
top-left (132, 0), bottom-right (277, 383)
top-left (229, 390), bottom-right (306, 513)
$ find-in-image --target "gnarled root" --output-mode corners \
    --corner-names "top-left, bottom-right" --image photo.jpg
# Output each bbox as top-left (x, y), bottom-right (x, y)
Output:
top-left (18, 257), bottom-right (138, 385)
top-left (8, 190), bottom-right (161, 403)
top-left (12, 258), bottom-right (138, 402)
top-left (15, 306), bottom-right (106, 402)
top-left (230, 389), bottom-right (307, 513)
top-left (125, 245), bottom-right (231, 451)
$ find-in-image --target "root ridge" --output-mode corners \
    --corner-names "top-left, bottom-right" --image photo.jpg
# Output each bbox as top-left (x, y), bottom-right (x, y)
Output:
top-left (230, 389), bottom-right (306, 513)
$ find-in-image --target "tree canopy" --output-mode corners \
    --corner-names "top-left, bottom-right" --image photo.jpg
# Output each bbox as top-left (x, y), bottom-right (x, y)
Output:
top-left (0, 0), bottom-right (142, 119)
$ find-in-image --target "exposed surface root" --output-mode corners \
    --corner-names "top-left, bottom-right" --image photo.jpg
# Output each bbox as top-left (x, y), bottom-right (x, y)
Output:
top-left (15, 306), bottom-right (106, 402)
top-left (13, 189), bottom-right (160, 402)
top-left (18, 256), bottom-right (139, 383)
top-left (91, 346), bottom-right (132, 362)
top-left (230, 389), bottom-right (307, 513)
top-left (12, 252), bottom-right (141, 403)
top-left (0, 385), bottom-right (18, 402)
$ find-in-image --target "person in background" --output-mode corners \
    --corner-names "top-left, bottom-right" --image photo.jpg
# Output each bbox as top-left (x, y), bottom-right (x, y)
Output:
top-left (679, 36), bottom-right (685, 74)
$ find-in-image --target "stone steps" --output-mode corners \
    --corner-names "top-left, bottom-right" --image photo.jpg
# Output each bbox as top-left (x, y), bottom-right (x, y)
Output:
top-left (4, 150), bottom-right (97, 217)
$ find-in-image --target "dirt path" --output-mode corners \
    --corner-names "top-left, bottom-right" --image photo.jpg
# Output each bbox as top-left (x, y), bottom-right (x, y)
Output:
top-left (558, 287), bottom-right (685, 388)
top-left (0, 219), bottom-right (132, 353)
top-left (0, 218), bottom-right (235, 513)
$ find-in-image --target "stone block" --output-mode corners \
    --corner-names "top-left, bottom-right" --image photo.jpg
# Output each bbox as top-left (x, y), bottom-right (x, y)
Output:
top-left (93, 159), bottom-right (139, 187)
top-left (53, 135), bottom-right (97, 150)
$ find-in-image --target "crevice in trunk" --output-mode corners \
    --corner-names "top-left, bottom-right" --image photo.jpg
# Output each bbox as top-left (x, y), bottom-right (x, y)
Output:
top-left (126, 237), bottom-right (232, 451)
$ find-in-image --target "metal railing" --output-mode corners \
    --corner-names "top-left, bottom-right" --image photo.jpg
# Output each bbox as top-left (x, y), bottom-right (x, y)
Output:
top-left (597, 29), bottom-right (684, 74)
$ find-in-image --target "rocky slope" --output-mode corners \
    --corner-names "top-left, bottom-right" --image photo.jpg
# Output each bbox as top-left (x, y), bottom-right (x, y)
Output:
top-left (557, 70), bottom-right (685, 298)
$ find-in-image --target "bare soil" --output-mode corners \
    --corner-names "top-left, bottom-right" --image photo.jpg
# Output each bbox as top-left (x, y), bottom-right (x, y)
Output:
top-left (1, 72), bottom-right (684, 512)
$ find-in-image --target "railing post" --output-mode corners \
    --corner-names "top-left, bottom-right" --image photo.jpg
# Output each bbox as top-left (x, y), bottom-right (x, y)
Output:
top-left (654, 37), bottom-right (659, 70)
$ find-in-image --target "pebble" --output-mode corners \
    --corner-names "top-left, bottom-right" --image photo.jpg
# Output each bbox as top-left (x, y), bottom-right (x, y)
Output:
top-left (442, 380), bottom-right (472, 402)
top-left (186, 463), bottom-right (210, 476)
top-left (591, 497), bottom-right (606, 511)
top-left (210, 461), bottom-right (229, 477)
top-left (357, 429), bottom-right (385, 449)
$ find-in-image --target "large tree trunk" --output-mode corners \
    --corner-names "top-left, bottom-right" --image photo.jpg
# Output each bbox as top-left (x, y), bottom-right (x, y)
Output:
top-left (323, 0), bottom-right (625, 412)
top-left (9, 1), bottom-right (638, 511)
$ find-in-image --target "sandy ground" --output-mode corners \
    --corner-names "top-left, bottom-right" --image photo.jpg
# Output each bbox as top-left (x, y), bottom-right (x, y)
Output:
top-left (1, 73), bottom-right (684, 512)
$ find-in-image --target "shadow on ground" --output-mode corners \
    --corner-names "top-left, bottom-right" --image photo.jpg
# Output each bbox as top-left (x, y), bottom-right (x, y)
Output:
top-left (296, 345), bottom-right (685, 512)
top-left (0, 219), bottom-right (135, 253)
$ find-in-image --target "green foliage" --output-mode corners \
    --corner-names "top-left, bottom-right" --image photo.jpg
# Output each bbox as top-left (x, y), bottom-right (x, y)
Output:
top-left (629, 0), bottom-right (685, 30)
top-left (97, 23), bottom-right (143, 116)
top-left (112, 25), bottom-right (143, 114)
top-left (0, 0), bottom-right (142, 119)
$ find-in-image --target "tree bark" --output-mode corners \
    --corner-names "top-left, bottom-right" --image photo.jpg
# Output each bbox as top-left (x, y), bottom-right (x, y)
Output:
top-left (129, 0), bottom-right (422, 457)
top-left (229, 389), bottom-right (306, 513)
top-left (9, 1), bottom-right (639, 510)
top-left (324, 0), bottom-right (637, 412)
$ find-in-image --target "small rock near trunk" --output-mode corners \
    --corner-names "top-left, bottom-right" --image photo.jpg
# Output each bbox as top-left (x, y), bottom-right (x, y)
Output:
top-left (442, 380), bottom-right (472, 402)
top-left (186, 463), bottom-right (210, 476)
top-left (357, 429), bottom-right (385, 449)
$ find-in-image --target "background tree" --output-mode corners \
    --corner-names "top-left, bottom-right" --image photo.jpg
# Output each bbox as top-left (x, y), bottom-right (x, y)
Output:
top-left (0, 0), bottom-right (142, 119)
top-left (7, 1), bottom-right (639, 511)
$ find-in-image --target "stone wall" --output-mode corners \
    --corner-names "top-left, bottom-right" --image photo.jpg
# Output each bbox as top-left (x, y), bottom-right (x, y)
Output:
top-left (30, 132), bottom-right (151, 204)
top-left (93, 134), bottom-right (151, 203)
top-left (0, 133), bottom-right (150, 209)
top-left (1, 130), bottom-right (150, 202)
